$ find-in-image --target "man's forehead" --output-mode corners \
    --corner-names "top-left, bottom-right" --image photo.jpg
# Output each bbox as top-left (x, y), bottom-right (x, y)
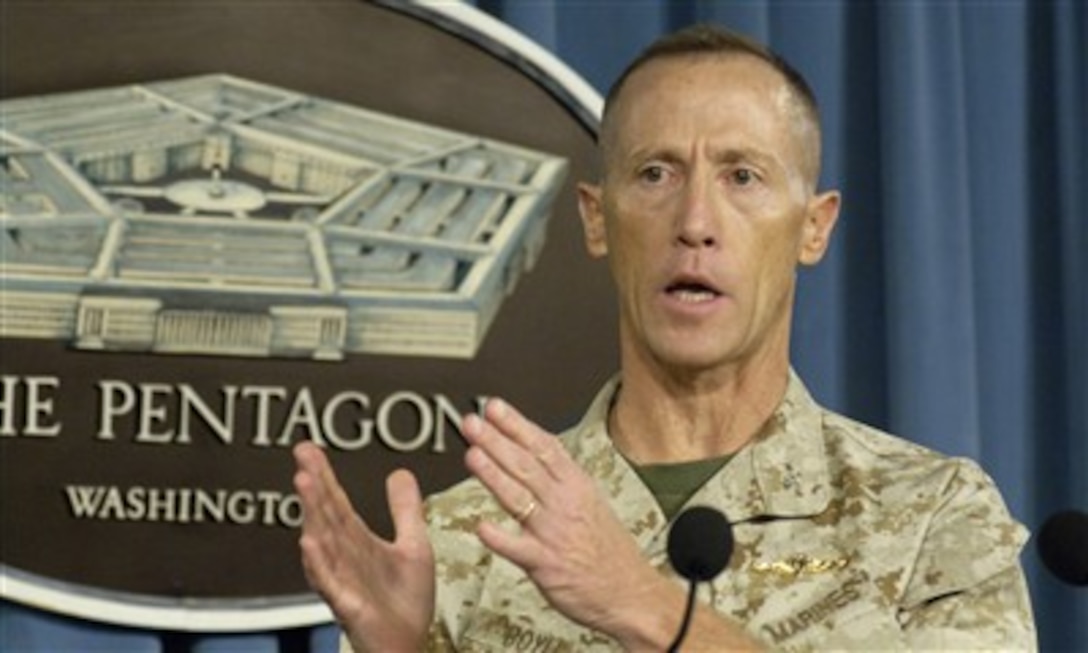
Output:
top-left (607, 56), bottom-right (792, 138)
top-left (601, 52), bottom-right (820, 184)
top-left (605, 55), bottom-right (794, 141)
top-left (621, 52), bottom-right (785, 100)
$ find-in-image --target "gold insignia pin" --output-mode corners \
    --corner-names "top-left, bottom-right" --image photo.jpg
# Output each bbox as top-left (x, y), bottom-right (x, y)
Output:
top-left (752, 554), bottom-right (850, 577)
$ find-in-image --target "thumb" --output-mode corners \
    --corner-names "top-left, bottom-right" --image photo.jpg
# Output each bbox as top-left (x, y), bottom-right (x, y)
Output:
top-left (387, 469), bottom-right (427, 544)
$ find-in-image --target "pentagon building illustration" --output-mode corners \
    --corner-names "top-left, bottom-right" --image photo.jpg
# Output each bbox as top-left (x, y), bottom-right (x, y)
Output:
top-left (0, 75), bottom-right (567, 360)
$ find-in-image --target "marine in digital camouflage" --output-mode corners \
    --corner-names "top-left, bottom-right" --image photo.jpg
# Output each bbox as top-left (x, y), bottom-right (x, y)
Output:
top-left (342, 370), bottom-right (1037, 651)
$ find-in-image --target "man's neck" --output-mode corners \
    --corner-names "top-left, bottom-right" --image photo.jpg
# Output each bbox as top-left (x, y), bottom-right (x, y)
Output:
top-left (609, 356), bottom-right (790, 465)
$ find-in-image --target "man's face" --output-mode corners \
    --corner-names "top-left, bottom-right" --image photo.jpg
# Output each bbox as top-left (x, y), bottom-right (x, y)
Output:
top-left (579, 54), bottom-right (839, 375)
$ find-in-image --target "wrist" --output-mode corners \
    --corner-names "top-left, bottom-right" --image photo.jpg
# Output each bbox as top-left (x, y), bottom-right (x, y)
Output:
top-left (607, 576), bottom-right (766, 653)
top-left (606, 574), bottom-right (690, 650)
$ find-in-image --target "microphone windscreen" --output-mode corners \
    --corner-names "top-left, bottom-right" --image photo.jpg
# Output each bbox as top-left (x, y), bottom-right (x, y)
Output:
top-left (667, 506), bottom-right (733, 582)
top-left (1038, 510), bottom-right (1088, 586)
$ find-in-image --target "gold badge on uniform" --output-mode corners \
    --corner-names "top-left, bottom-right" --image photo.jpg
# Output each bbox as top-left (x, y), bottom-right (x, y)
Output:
top-left (752, 554), bottom-right (851, 578)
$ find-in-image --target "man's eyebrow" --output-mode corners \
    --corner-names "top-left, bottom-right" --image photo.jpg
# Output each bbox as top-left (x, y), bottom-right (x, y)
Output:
top-left (715, 147), bottom-right (777, 167)
top-left (624, 145), bottom-right (687, 164)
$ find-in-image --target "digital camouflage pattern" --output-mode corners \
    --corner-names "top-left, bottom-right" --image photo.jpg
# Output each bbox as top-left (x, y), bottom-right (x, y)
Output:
top-left (345, 371), bottom-right (1037, 651)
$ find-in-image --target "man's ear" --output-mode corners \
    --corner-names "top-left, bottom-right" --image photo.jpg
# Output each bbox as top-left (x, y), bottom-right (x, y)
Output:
top-left (577, 182), bottom-right (609, 258)
top-left (798, 189), bottom-right (841, 266)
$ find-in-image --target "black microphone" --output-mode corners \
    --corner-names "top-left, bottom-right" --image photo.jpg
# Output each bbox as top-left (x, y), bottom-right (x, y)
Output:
top-left (1037, 509), bottom-right (1088, 586)
top-left (666, 506), bottom-right (733, 652)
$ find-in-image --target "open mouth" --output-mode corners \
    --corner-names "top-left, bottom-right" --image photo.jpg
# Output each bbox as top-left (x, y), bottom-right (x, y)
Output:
top-left (665, 279), bottom-right (722, 304)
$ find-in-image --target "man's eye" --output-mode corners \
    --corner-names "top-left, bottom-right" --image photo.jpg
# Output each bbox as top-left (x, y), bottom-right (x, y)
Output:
top-left (640, 165), bottom-right (667, 183)
top-left (732, 168), bottom-right (756, 185)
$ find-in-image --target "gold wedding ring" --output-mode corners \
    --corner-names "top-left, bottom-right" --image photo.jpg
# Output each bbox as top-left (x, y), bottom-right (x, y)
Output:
top-left (514, 499), bottom-right (538, 523)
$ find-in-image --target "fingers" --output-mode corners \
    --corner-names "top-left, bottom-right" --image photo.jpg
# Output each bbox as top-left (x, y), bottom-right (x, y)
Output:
top-left (297, 520), bottom-right (344, 602)
top-left (294, 443), bottom-right (359, 593)
top-left (483, 399), bottom-right (569, 478)
top-left (462, 398), bottom-right (575, 534)
top-left (477, 518), bottom-right (546, 570)
top-left (463, 400), bottom-right (567, 489)
top-left (386, 468), bottom-right (429, 548)
top-left (464, 438), bottom-right (538, 524)
top-left (292, 442), bottom-right (438, 652)
top-left (294, 442), bottom-right (370, 540)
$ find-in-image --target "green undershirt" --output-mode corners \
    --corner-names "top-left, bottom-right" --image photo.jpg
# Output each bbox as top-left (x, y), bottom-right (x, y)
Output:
top-left (631, 454), bottom-right (734, 521)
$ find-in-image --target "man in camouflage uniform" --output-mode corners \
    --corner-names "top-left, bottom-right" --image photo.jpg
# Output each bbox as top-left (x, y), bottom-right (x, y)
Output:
top-left (424, 372), bottom-right (1034, 650)
top-left (294, 24), bottom-right (1036, 651)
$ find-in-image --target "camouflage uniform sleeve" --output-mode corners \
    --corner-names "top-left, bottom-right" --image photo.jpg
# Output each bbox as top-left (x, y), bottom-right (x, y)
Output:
top-left (424, 479), bottom-right (501, 649)
top-left (898, 458), bottom-right (1036, 650)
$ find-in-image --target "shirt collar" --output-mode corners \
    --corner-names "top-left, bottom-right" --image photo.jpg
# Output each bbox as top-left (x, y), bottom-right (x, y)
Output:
top-left (701, 368), bottom-right (832, 522)
top-left (564, 369), bottom-right (832, 535)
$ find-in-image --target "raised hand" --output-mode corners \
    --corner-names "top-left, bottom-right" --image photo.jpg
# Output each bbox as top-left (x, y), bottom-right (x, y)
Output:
top-left (460, 399), bottom-right (676, 647)
top-left (293, 442), bottom-right (435, 653)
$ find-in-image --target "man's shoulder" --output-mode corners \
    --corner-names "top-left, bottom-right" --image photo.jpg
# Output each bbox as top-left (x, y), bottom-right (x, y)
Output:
top-left (780, 371), bottom-right (990, 491)
top-left (820, 409), bottom-right (940, 461)
top-left (818, 408), bottom-right (1005, 508)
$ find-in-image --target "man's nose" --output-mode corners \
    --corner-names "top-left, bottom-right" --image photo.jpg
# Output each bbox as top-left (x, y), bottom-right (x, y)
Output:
top-left (675, 174), bottom-right (719, 248)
